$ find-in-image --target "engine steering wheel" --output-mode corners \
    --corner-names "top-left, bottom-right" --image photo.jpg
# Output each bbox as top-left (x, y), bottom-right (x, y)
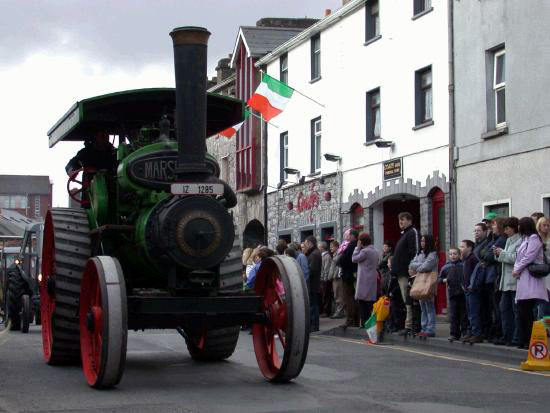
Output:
top-left (67, 167), bottom-right (97, 204)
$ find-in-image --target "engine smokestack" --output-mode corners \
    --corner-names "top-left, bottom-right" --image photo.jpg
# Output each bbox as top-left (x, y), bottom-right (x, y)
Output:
top-left (169, 26), bottom-right (211, 175)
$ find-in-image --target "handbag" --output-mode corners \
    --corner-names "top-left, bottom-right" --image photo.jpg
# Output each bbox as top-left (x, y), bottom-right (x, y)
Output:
top-left (410, 271), bottom-right (438, 301)
top-left (527, 242), bottom-right (550, 279)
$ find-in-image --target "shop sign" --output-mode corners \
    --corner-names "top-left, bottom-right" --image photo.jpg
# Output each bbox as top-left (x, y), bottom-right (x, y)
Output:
top-left (383, 158), bottom-right (402, 180)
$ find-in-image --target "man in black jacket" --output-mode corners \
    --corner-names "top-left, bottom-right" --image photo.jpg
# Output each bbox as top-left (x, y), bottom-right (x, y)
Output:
top-left (305, 235), bottom-right (322, 332)
top-left (392, 212), bottom-right (420, 334)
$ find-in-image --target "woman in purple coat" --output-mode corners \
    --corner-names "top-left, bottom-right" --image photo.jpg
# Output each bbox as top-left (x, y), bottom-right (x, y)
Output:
top-left (513, 217), bottom-right (549, 349)
top-left (352, 233), bottom-right (379, 326)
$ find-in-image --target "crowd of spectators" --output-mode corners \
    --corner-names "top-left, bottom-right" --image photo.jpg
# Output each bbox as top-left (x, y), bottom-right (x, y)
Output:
top-left (241, 210), bottom-right (550, 347)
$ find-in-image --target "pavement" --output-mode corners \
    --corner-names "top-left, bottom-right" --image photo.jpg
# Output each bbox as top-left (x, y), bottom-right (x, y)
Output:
top-left (317, 315), bottom-right (529, 365)
top-left (0, 324), bottom-right (549, 412)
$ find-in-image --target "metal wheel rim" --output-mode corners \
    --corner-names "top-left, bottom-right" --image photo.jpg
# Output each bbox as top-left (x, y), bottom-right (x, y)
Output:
top-left (252, 255), bottom-right (310, 382)
top-left (40, 212), bottom-right (56, 362)
top-left (79, 256), bottom-right (127, 388)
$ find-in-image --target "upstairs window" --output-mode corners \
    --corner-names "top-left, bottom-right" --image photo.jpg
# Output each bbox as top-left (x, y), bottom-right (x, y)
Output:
top-left (415, 66), bottom-right (433, 126)
top-left (280, 53), bottom-right (288, 85)
top-left (311, 34), bottom-right (321, 80)
top-left (280, 132), bottom-right (289, 182)
top-left (366, 88), bottom-right (381, 142)
top-left (414, 0), bottom-right (432, 16)
top-left (366, 0), bottom-right (380, 42)
top-left (493, 49), bottom-right (506, 127)
top-left (311, 117), bottom-right (321, 173)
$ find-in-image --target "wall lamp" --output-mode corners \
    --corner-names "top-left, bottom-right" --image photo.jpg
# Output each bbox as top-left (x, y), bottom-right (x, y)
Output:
top-left (374, 139), bottom-right (395, 148)
top-left (323, 153), bottom-right (342, 162)
top-left (283, 167), bottom-right (301, 176)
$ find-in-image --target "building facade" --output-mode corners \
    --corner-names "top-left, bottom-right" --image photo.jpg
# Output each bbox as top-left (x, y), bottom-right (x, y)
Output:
top-left (206, 18), bottom-right (318, 249)
top-left (454, 0), bottom-right (550, 241)
top-left (0, 175), bottom-right (52, 221)
top-left (259, 0), bottom-right (452, 263)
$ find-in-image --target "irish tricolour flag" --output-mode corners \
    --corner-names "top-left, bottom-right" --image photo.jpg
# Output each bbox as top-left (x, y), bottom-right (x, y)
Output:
top-left (247, 73), bottom-right (294, 121)
top-left (218, 111), bottom-right (250, 139)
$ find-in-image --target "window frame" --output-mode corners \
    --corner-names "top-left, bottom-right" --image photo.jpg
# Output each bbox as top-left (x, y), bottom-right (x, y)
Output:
top-left (365, 0), bottom-right (380, 42)
top-left (493, 49), bottom-right (506, 128)
top-left (310, 116), bottom-right (322, 173)
top-left (413, 0), bottom-right (432, 16)
top-left (280, 131), bottom-right (289, 183)
top-left (280, 53), bottom-right (288, 85)
top-left (366, 87), bottom-right (381, 143)
top-left (310, 34), bottom-right (321, 80)
top-left (482, 199), bottom-right (511, 218)
top-left (415, 65), bottom-right (433, 126)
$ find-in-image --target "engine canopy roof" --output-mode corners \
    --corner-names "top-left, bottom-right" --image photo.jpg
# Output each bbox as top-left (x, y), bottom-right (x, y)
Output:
top-left (47, 88), bottom-right (245, 148)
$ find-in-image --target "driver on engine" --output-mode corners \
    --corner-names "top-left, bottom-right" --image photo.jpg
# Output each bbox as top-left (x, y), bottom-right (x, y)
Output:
top-left (65, 128), bottom-right (117, 207)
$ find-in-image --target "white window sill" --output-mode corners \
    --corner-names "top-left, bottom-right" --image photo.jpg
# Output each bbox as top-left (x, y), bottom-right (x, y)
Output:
top-left (310, 76), bottom-right (322, 84)
top-left (481, 125), bottom-right (508, 140)
top-left (412, 120), bottom-right (434, 131)
top-left (412, 7), bottom-right (434, 21)
top-left (364, 35), bottom-right (382, 47)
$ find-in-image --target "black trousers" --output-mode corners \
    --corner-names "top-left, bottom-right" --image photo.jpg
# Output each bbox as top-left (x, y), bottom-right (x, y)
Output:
top-left (358, 300), bottom-right (374, 327)
top-left (449, 295), bottom-right (469, 338)
top-left (517, 298), bottom-right (537, 347)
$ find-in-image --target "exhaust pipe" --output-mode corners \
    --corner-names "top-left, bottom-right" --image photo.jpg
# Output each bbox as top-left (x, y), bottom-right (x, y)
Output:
top-left (169, 26), bottom-right (211, 176)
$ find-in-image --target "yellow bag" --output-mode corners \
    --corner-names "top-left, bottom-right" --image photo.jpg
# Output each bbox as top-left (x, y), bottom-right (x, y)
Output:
top-left (373, 295), bottom-right (390, 322)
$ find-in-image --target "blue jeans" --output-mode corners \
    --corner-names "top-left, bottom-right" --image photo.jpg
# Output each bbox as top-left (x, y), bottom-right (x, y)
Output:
top-left (499, 290), bottom-right (520, 344)
top-left (419, 299), bottom-right (436, 334)
top-left (466, 290), bottom-right (482, 337)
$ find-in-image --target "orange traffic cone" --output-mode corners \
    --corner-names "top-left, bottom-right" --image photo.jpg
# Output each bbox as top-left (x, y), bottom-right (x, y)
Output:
top-left (520, 320), bottom-right (550, 371)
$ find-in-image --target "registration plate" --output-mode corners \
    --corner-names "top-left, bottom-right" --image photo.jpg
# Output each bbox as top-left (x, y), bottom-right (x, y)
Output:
top-left (171, 183), bottom-right (224, 195)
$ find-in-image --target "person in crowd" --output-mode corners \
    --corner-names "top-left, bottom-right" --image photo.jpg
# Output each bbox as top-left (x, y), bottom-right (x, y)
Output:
top-left (409, 234), bottom-right (438, 337)
top-left (285, 246), bottom-right (296, 259)
top-left (471, 222), bottom-right (493, 341)
top-left (494, 217), bottom-right (522, 346)
top-left (378, 241), bottom-right (393, 295)
top-left (531, 212), bottom-right (545, 225)
top-left (438, 247), bottom-right (468, 341)
top-left (329, 240), bottom-right (345, 319)
top-left (460, 239), bottom-right (480, 343)
top-left (245, 247), bottom-right (274, 289)
top-left (352, 233), bottom-right (379, 327)
top-left (535, 217), bottom-right (550, 318)
top-left (513, 217), bottom-right (549, 349)
top-left (319, 241), bottom-right (334, 317)
top-left (292, 242), bottom-right (310, 286)
top-left (275, 239), bottom-right (288, 255)
top-left (385, 256), bottom-right (404, 333)
top-left (242, 247), bottom-right (254, 284)
top-left (485, 217), bottom-right (508, 342)
top-left (339, 229), bottom-right (359, 327)
top-left (305, 236), bottom-right (322, 332)
top-left (392, 212), bottom-right (420, 335)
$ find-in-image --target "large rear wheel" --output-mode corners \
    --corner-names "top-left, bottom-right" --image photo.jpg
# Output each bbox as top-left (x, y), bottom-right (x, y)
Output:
top-left (80, 256), bottom-right (127, 389)
top-left (252, 255), bottom-right (310, 382)
top-left (41, 208), bottom-right (91, 364)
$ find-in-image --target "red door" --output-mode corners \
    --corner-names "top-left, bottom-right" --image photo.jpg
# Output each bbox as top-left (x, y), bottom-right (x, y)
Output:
top-left (383, 199), bottom-right (420, 248)
top-left (432, 188), bottom-right (447, 315)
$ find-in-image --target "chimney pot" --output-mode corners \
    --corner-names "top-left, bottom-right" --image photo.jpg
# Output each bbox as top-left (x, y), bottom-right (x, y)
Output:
top-left (324, 9), bottom-right (332, 16)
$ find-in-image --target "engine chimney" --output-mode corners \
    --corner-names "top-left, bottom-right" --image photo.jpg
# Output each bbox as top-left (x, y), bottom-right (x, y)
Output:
top-left (169, 26), bottom-right (211, 176)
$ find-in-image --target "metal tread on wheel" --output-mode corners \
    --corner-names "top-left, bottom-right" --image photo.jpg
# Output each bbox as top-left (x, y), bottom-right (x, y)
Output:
top-left (219, 234), bottom-right (243, 292)
top-left (41, 208), bottom-right (91, 365)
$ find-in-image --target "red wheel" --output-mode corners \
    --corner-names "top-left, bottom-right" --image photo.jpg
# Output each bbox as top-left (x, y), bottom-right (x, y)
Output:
top-left (67, 168), bottom-right (96, 204)
top-left (80, 256), bottom-right (127, 389)
top-left (41, 208), bottom-right (91, 364)
top-left (252, 255), bottom-right (310, 382)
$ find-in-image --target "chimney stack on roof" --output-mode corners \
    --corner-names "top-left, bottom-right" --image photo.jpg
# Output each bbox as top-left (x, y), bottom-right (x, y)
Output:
top-left (324, 9), bottom-right (332, 17)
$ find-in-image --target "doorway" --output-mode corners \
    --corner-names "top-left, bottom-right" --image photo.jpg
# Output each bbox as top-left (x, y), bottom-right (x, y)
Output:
top-left (382, 198), bottom-right (420, 248)
top-left (431, 188), bottom-right (447, 315)
top-left (243, 219), bottom-right (265, 249)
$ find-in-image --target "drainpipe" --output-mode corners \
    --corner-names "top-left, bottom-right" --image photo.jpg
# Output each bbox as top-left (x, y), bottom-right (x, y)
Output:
top-left (447, 0), bottom-right (457, 246)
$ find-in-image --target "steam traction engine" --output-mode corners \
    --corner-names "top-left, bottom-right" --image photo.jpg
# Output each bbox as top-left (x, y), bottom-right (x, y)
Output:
top-left (41, 27), bottom-right (309, 388)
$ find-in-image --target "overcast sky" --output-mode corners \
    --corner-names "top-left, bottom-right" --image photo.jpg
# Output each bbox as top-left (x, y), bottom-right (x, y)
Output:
top-left (0, 0), bottom-right (342, 207)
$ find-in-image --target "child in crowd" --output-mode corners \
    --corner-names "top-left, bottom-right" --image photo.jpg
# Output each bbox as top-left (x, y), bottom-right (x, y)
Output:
top-left (438, 247), bottom-right (468, 341)
top-left (460, 239), bottom-right (480, 343)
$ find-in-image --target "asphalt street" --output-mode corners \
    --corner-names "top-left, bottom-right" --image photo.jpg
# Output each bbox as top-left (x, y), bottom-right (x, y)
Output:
top-left (0, 325), bottom-right (548, 413)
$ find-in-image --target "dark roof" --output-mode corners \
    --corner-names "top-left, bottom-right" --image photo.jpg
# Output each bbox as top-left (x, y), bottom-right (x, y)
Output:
top-left (0, 209), bottom-right (35, 236)
top-left (0, 175), bottom-right (51, 195)
top-left (241, 27), bottom-right (305, 57)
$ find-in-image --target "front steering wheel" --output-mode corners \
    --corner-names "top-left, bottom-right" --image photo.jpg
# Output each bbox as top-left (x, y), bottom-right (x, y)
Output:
top-left (67, 168), bottom-right (97, 204)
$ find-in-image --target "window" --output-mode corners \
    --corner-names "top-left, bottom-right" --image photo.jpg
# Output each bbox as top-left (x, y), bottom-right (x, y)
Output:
top-left (280, 53), bottom-right (288, 85)
top-left (311, 117), bottom-right (321, 173)
top-left (34, 197), bottom-right (40, 217)
top-left (366, 88), bottom-right (381, 142)
top-left (351, 203), bottom-right (364, 231)
top-left (310, 34), bottom-right (321, 80)
top-left (493, 49), bottom-right (506, 127)
top-left (482, 199), bottom-right (511, 218)
top-left (414, 0), bottom-right (432, 16)
top-left (280, 132), bottom-right (289, 182)
top-left (0, 195), bottom-right (9, 208)
top-left (365, 0), bottom-right (380, 42)
top-left (220, 156), bottom-right (229, 182)
top-left (415, 66), bottom-right (433, 126)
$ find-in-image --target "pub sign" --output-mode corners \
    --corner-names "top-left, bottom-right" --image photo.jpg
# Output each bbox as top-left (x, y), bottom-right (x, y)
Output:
top-left (383, 158), bottom-right (402, 180)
